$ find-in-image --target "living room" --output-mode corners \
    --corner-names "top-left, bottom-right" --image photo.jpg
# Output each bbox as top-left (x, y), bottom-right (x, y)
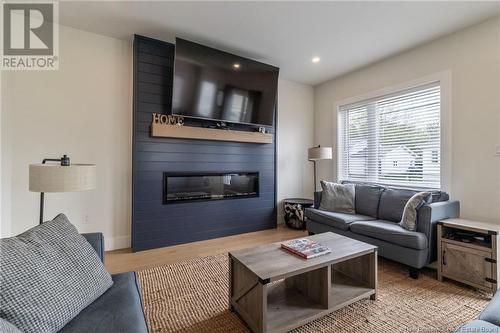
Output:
top-left (1, 1), bottom-right (499, 332)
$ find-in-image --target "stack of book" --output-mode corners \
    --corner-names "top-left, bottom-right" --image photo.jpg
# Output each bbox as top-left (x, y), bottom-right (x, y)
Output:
top-left (281, 238), bottom-right (331, 259)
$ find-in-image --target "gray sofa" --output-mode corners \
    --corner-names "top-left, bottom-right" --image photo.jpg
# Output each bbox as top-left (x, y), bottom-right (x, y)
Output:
top-left (58, 233), bottom-right (149, 333)
top-left (456, 291), bottom-right (500, 332)
top-left (306, 184), bottom-right (459, 278)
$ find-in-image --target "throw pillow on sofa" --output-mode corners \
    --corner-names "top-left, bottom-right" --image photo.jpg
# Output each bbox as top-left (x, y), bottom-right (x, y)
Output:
top-left (400, 192), bottom-right (431, 231)
top-left (0, 214), bottom-right (113, 333)
top-left (319, 181), bottom-right (356, 214)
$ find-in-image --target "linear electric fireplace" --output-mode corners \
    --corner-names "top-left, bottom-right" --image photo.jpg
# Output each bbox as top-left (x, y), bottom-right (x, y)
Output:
top-left (163, 172), bottom-right (259, 204)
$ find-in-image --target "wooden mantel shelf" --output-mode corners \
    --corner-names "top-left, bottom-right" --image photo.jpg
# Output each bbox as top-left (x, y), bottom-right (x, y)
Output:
top-left (151, 123), bottom-right (273, 144)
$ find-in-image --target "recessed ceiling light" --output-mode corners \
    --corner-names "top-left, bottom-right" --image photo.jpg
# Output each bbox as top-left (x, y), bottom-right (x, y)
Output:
top-left (233, 63), bottom-right (240, 69)
top-left (312, 57), bottom-right (320, 63)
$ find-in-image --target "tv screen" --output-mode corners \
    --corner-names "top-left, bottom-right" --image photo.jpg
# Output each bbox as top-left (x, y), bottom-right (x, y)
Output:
top-left (172, 38), bottom-right (279, 127)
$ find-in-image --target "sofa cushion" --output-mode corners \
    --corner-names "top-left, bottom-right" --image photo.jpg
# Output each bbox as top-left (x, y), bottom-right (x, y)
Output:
top-left (429, 191), bottom-right (449, 203)
top-left (350, 220), bottom-right (428, 250)
top-left (455, 320), bottom-right (499, 332)
top-left (82, 233), bottom-right (104, 262)
top-left (0, 214), bottom-right (113, 333)
top-left (319, 181), bottom-right (356, 214)
top-left (305, 208), bottom-right (375, 231)
top-left (478, 290), bottom-right (500, 327)
top-left (355, 184), bottom-right (384, 218)
top-left (313, 191), bottom-right (322, 209)
top-left (59, 272), bottom-right (149, 333)
top-left (378, 188), bottom-right (420, 222)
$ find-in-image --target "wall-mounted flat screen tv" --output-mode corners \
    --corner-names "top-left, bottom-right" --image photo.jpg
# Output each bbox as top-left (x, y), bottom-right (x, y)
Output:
top-left (172, 38), bottom-right (279, 127)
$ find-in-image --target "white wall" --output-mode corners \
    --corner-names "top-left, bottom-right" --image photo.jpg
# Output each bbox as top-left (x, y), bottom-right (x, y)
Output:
top-left (0, 69), bottom-right (4, 237)
top-left (277, 79), bottom-right (315, 223)
top-left (314, 17), bottom-right (500, 223)
top-left (1, 24), bottom-right (133, 249)
top-left (1, 25), bottom-right (315, 247)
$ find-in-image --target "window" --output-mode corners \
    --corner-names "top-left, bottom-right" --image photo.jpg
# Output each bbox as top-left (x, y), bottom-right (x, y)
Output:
top-left (338, 83), bottom-right (441, 189)
top-left (431, 150), bottom-right (439, 164)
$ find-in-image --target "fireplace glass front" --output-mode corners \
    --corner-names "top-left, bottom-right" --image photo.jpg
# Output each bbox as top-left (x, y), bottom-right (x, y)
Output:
top-left (163, 172), bottom-right (259, 203)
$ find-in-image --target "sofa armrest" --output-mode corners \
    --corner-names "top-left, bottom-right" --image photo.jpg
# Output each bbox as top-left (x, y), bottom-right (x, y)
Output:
top-left (314, 191), bottom-right (322, 209)
top-left (82, 233), bottom-right (105, 263)
top-left (479, 290), bottom-right (500, 327)
top-left (416, 200), bottom-right (460, 263)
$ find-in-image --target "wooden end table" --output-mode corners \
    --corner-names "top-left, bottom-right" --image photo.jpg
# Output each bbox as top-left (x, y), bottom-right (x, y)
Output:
top-left (228, 232), bottom-right (378, 333)
top-left (438, 218), bottom-right (500, 292)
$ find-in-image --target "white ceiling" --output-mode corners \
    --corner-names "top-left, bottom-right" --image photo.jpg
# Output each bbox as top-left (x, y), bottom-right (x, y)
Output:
top-left (59, 1), bottom-right (500, 85)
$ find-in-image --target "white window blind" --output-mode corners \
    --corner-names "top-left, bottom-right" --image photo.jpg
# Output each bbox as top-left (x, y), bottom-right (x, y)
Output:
top-left (338, 82), bottom-right (441, 189)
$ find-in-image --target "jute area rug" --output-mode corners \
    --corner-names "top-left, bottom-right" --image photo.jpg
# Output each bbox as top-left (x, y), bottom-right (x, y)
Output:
top-left (137, 254), bottom-right (491, 333)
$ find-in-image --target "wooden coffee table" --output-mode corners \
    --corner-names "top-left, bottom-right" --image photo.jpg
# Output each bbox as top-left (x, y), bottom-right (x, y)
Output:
top-left (228, 232), bottom-right (377, 333)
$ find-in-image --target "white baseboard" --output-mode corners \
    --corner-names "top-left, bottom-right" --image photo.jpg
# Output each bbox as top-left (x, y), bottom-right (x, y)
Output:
top-left (104, 215), bottom-right (291, 250)
top-left (105, 235), bottom-right (131, 251)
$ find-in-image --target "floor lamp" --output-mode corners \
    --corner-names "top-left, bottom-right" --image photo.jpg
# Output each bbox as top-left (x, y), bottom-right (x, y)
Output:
top-left (308, 146), bottom-right (332, 191)
top-left (29, 155), bottom-right (96, 224)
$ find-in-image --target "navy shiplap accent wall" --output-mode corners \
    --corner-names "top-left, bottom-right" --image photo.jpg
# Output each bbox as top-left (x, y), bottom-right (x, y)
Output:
top-left (132, 35), bottom-right (277, 251)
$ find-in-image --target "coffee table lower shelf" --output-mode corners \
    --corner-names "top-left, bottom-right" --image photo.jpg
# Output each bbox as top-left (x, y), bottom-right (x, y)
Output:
top-left (266, 270), bottom-right (375, 332)
top-left (229, 250), bottom-right (377, 333)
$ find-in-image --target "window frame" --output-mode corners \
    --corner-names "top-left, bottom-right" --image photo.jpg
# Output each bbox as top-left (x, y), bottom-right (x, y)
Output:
top-left (333, 71), bottom-right (451, 191)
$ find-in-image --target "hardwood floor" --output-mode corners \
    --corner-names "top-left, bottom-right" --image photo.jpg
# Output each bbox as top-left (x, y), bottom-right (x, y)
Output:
top-left (105, 225), bottom-right (306, 274)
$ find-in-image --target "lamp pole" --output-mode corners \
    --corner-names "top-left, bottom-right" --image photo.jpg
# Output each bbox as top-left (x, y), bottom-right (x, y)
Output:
top-left (312, 160), bottom-right (317, 191)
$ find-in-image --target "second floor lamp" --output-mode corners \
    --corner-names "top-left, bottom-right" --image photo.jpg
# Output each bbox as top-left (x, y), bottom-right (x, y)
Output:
top-left (308, 145), bottom-right (333, 191)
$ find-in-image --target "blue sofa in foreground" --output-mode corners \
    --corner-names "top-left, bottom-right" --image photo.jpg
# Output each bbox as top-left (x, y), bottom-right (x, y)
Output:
top-left (306, 183), bottom-right (460, 278)
top-left (59, 233), bottom-right (149, 333)
top-left (456, 291), bottom-right (500, 332)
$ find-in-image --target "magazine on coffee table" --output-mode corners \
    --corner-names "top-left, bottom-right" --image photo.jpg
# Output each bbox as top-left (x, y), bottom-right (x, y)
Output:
top-left (281, 238), bottom-right (331, 259)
